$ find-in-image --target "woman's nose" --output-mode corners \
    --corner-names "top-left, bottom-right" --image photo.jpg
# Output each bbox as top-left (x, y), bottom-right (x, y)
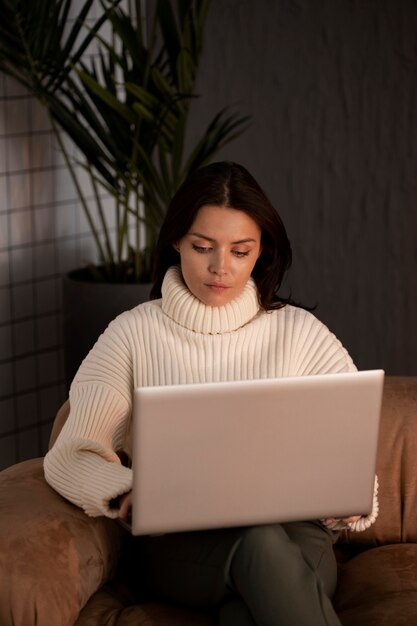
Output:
top-left (208, 250), bottom-right (228, 275)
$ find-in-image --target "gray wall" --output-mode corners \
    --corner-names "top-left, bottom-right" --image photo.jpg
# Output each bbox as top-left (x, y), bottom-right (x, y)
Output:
top-left (188, 0), bottom-right (417, 374)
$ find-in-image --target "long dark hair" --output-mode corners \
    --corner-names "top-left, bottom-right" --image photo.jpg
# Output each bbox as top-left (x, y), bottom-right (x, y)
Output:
top-left (150, 161), bottom-right (292, 310)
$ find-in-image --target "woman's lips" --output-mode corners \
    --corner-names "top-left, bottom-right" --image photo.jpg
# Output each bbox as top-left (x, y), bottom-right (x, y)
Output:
top-left (205, 283), bottom-right (230, 291)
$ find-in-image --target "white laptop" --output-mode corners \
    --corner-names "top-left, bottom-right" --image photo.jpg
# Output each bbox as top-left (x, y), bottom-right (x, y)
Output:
top-left (130, 370), bottom-right (384, 535)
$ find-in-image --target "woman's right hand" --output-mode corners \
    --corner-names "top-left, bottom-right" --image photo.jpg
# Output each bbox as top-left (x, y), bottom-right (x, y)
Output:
top-left (119, 491), bottom-right (132, 519)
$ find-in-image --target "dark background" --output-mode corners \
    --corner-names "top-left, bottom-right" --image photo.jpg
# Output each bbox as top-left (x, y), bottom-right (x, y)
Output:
top-left (1, 0), bottom-right (416, 472)
top-left (187, 0), bottom-right (417, 375)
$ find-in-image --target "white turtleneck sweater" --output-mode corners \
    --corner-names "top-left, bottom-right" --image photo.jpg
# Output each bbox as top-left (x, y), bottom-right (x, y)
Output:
top-left (44, 266), bottom-right (378, 531)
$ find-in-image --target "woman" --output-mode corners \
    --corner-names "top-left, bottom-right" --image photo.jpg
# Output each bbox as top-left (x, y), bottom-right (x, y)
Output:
top-left (44, 162), bottom-right (378, 626)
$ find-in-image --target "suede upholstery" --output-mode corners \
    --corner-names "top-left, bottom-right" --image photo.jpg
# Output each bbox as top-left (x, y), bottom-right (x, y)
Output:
top-left (333, 376), bottom-right (417, 625)
top-left (0, 457), bottom-right (126, 626)
top-left (0, 376), bottom-right (416, 626)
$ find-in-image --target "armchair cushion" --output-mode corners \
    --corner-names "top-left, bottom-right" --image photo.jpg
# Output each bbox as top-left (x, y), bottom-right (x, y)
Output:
top-left (0, 457), bottom-right (126, 626)
top-left (334, 543), bottom-right (417, 625)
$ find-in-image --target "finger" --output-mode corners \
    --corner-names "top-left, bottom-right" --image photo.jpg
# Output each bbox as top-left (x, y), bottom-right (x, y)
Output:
top-left (343, 515), bottom-right (362, 524)
top-left (119, 493), bottom-right (132, 519)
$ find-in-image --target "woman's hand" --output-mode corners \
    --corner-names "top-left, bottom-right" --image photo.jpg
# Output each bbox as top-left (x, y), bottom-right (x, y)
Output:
top-left (119, 491), bottom-right (133, 519)
top-left (322, 515), bottom-right (362, 530)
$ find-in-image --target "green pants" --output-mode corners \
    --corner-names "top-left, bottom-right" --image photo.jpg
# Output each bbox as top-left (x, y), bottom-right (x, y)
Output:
top-left (136, 521), bottom-right (341, 626)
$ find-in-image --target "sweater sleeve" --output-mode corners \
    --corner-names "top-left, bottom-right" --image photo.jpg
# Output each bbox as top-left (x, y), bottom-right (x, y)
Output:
top-left (290, 308), bottom-right (357, 376)
top-left (44, 313), bottom-right (135, 518)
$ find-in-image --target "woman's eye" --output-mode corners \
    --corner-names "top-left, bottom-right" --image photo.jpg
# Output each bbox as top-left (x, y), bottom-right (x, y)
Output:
top-left (232, 250), bottom-right (250, 257)
top-left (192, 244), bottom-right (211, 253)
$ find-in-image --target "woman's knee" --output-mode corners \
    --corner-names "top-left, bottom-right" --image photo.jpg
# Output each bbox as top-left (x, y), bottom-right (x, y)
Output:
top-left (230, 523), bottom-right (299, 580)
top-left (230, 523), bottom-right (337, 593)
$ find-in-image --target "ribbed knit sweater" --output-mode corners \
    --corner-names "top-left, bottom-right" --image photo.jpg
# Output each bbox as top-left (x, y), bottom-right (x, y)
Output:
top-left (44, 266), bottom-right (377, 529)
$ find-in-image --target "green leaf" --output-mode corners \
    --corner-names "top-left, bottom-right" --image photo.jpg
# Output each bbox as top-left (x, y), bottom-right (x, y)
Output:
top-left (125, 82), bottom-right (160, 108)
top-left (76, 69), bottom-right (137, 124)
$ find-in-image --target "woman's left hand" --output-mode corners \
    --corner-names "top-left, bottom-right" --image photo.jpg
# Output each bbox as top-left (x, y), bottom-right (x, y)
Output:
top-left (322, 515), bottom-right (362, 530)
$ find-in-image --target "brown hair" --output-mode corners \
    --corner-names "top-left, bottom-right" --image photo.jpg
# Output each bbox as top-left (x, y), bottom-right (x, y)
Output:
top-left (150, 161), bottom-right (292, 310)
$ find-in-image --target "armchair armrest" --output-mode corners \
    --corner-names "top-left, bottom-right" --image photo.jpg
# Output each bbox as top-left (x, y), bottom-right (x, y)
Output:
top-left (0, 457), bottom-right (127, 626)
top-left (338, 376), bottom-right (417, 547)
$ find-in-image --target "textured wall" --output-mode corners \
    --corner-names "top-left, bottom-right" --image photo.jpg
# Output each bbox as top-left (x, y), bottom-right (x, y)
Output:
top-left (188, 0), bottom-right (417, 374)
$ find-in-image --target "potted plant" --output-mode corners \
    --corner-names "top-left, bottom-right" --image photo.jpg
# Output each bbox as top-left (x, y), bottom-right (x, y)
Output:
top-left (0, 0), bottom-right (250, 386)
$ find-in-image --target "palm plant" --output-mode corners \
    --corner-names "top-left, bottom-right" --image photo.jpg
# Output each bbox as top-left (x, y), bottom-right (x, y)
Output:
top-left (0, 0), bottom-right (250, 282)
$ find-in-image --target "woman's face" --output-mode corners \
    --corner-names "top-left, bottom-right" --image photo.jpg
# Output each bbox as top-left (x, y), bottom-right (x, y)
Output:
top-left (175, 205), bottom-right (262, 307)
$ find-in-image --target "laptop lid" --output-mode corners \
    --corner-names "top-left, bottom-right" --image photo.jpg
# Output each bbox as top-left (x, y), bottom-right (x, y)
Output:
top-left (131, 370), bottom-right (384, 535)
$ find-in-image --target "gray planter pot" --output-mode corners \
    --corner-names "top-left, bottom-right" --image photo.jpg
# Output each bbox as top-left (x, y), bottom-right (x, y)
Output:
top-left (62, 268), bottom-right (151, 391)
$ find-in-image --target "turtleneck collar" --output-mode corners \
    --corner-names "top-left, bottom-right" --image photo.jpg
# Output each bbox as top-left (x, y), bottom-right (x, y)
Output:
top-left (161, 266), bottom-right (261, 334)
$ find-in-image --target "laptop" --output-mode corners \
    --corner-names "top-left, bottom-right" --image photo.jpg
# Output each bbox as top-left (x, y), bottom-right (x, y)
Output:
top-left (130, 369), bottom-right (384, 535)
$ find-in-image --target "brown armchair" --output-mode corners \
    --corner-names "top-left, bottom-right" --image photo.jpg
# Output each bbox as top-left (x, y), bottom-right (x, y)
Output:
top-left (0, 377), bottom-right (416, 626)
